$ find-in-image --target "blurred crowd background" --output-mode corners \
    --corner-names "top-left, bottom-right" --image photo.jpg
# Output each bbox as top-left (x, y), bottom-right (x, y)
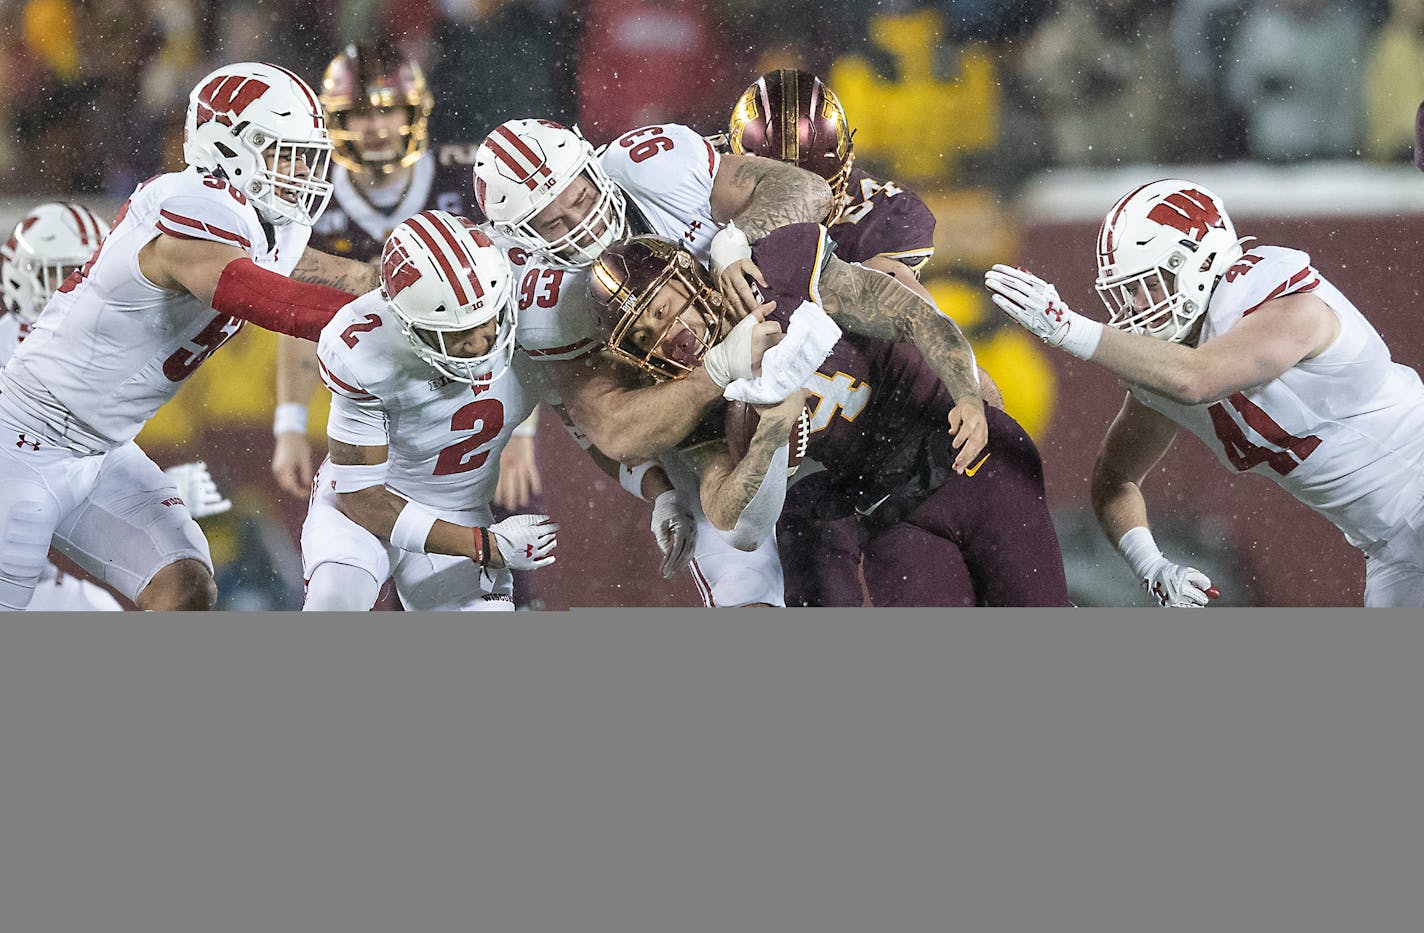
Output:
top-left (3, 0), bottom-right (1423, 608)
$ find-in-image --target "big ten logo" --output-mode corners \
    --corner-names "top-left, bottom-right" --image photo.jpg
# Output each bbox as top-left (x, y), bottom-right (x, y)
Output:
top-left (139, 328), bottom-right (321, 448)
top-left (828, 9), bottom-right (997, 184)
top-left (923, 273), bottom-right (1057, 441)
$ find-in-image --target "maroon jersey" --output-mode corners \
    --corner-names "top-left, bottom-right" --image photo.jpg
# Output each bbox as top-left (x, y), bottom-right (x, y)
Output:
top-left (751, 223), bottom-right (951, 482)
top-left (309, 142), bottom-right (477, 261)
top-left (826, 167), bottom-right (936, 274)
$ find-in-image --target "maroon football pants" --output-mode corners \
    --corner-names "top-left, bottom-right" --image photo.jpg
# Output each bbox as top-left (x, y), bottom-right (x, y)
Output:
top-left (778, 406), bottom-right (1069, 607)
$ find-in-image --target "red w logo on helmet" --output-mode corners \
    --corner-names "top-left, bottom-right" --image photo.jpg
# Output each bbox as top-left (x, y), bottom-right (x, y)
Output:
top-left (380, 238), bottom-right (422, 299)
top-left (196, 75), bottom-right (270, 128)
top-left (1147, 189), bottom-right (1222, 242)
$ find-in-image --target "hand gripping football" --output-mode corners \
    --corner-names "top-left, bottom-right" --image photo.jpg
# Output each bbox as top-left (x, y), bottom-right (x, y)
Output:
top-left (724, 400), bottom-right (810, 478)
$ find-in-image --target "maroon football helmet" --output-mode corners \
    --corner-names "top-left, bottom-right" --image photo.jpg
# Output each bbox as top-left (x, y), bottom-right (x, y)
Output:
top-left (728, 69), bottom-right (855, 223)
top-left (587, 236), bottom-right (729, 381)
top-left (320, 42), bottom-right (434, 175)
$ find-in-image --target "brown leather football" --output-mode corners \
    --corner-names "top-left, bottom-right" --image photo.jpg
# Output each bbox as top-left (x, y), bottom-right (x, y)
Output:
top-left (723, 400), bottom-right (810, 477)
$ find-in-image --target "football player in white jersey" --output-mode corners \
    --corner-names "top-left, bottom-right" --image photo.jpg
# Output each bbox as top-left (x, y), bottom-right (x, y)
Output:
top-left (986, 179), bottom-right (1424, 607)
top-left (302, 210), bottom-right (557, 611)
top-left (474, 119), bottom-right (989, 605)
top-left (0, 61), bottom-right (380, 611)
top-left (1, 203), bottom-right (228, 610)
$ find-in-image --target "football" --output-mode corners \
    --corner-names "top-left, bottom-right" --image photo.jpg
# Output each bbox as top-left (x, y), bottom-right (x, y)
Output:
top-left (723, 400), bottom-right (811, 477)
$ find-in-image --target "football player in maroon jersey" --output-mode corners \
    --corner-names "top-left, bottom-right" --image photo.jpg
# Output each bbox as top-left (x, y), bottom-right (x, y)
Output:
top-left (724, 69), bottom-right (1015, 604)
top-left (589, 230), bottom-right (1070, 607)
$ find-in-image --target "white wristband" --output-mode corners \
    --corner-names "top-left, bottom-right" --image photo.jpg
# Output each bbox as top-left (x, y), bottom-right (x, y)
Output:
top-left (389, 500), bottom-right (439, 553)
top-left (619, 460), bottom-right (657, 501)
top-left (1117, 526), bottom-right (1165, 580)
top-left (1060, 316), bottom-right (1104, 361)
top-left (273, 403), bottom-right (308, 436)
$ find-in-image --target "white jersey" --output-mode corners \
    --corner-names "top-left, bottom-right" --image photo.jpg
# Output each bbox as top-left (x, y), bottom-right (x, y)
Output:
top-left (0, 314), bottom-right (24, 367)
top-left (1131, 245), bottom-right (1424, 551)
top-left (0, 170), bottom-right (309, 452)
top-left (493, 123), bottom-right (724, 450)
top-left (504, 123), bottom-right (723, 389)
top-left (317, 290), bottom-right (549, 514)
top-left (601, 123), bottom-right (722, 265)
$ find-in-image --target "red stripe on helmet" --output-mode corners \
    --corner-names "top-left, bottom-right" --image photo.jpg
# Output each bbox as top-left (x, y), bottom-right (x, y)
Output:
top-left (419, 210), bottom-right (485, 301)
top-left (484, 137), bottom-right (541, 191)
top-left (63, 205), bottom-right (93, 246)
top-left (404, 212), bottom-right (470, 306)
top-left (1099, 181), bottom-right (1156, 265)
top-left (267, 63), bottom-right (323, 128)
top-left (495, 124), bottom-right (554, 180)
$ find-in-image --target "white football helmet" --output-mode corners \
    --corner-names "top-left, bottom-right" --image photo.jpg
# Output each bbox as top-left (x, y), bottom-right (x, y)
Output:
top-left (473, 119), bottom-right (627, 268)
top-left (380, 210), bottom-right (517, 384)
top-left (2, 202), bottom-right (109, 324)
top-left (1094, 179), bottom-right (1243, 343)
top-left (182, 62), bottom-right (334, 227)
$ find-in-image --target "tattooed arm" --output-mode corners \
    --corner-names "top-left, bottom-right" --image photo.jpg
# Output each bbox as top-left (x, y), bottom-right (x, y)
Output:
top-left (818, 254), bottom-right (989, 472)
top-left (709, 154), bottom-right (834, 241)
top-left (290, 247), bottom-right (379, 293)
top-left (709, 155), bottom-right (833, 316)
top-left (861, 254), bottom-right (1004, 410)
top-left (689, 391), bottom-right (806, 548)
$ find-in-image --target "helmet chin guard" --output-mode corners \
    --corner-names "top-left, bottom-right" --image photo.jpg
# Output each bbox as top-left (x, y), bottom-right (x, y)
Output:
top-left (183, 62), bottom-right (335, 227)
top-left (473, 120), bottom-right (628, 269)
top-left (1094, 179), bottom-right (1243, 343)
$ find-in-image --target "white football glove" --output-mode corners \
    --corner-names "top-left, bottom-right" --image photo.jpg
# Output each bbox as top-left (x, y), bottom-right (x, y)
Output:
top-left (1140, 558), bottom-right (1218, 608)
top-left (650, 490), bottom-right (696, 580)
top-left (489, 513), bottom-right (558, 571)
top-left (163, 461), bottom-right (231, 519)
top-left (983, 264), bottom-right (1103, 360)
top-left (1117, 527), bottom-right (1218, 607)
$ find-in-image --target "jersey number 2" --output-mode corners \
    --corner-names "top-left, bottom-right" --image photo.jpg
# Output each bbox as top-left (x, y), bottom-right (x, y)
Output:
top-left (433, 397), bottom-right (505, 475)
top-left (1207, 393), bottom-right (1320, 476)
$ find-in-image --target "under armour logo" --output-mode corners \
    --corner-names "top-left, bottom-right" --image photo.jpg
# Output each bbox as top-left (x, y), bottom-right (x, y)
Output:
top-left (1150, 581), bottom-right (1168, 605)
top-left (1046, 301), bottom-right (1064, 323)
top-left (525, 543), bottom-right (534, 558)
top-left (15, 434), bottom-right (39, 450)
top-left (684, 221), bottom-right (703, 243)
top-left (160, 496), bottom-right (185, 508)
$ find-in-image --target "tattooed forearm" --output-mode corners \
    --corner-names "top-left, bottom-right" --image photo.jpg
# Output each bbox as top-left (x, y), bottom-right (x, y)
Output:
top-left (290, 249), bottom-right (379, 293)
top-left (819, 256), bottom-right (982, 402)
top-left (693, 409), bottom-right (793, 532)
top-left (728, 159), bottom-right (833, 241)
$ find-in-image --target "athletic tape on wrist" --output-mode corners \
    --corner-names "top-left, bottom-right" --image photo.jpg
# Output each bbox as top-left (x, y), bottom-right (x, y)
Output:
top-left (619, 461), bottom-right (657, 501)
top-left (1117, 526), bottom-right (1165, 580)
top-left (390, 500), bottom-right (439, 553)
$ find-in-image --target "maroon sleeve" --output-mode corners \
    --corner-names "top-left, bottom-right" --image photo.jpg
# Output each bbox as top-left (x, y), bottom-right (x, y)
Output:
top-left (750, 223), bottom-right (835, 314)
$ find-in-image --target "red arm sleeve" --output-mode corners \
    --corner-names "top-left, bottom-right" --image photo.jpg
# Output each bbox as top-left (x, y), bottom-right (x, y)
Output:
top-left (211, 258), bottom-right (355, 342)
